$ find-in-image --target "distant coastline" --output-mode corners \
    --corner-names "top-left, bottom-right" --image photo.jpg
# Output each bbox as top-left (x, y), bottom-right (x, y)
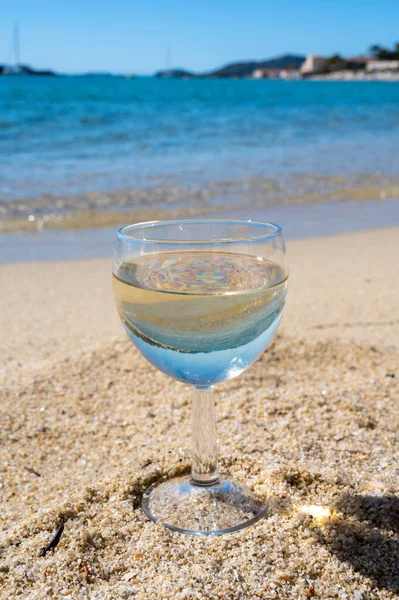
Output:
top-left (155, 54), bottom-right (306, 78)
top-left (2, 45), bottom-right (399, 81)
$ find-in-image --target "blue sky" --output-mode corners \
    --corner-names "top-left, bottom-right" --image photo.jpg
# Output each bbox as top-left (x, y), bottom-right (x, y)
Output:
top-left (2, 0), bottom-right (399, 74)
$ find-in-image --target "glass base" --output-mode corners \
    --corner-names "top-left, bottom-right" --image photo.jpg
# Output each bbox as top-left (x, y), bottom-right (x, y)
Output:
top-left (142, 475), bottom-right (267, 535)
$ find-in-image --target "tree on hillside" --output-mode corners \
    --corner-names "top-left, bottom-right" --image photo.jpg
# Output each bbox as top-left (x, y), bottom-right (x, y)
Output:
top-left (369, 42), bottom-right (399, 60)
top-left (326, 54), bottom-right (365, 72)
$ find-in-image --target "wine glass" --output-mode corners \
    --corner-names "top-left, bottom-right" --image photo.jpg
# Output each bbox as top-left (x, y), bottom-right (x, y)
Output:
top-left (113, 220), bottom-right (288, 535)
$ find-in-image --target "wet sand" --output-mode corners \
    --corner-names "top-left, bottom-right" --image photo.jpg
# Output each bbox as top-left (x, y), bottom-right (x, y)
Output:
top-left (2, 197), bottom-right (399, 264)
top-left (0, 227), bottom-right (398, 599)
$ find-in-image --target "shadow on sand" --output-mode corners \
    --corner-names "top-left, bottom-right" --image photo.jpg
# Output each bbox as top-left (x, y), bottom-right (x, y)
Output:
top-left (321, 494), bottom-right (399, 595)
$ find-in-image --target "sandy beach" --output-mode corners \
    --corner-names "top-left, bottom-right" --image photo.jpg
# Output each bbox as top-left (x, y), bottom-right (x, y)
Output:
top-left (0, 227), bottom-right (398, 599)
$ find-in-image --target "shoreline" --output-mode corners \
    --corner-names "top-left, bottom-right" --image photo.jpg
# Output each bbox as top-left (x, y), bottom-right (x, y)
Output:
top-left (306, 71), bottom-right (399, 81)
top-left (1, 196), bottom-right (399, 264)
top-left (2, 175), bottom-right (399, 235)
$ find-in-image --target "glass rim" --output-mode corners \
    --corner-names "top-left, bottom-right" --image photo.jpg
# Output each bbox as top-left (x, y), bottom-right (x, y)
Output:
top-left (116, 219), bottom-right (282, 245)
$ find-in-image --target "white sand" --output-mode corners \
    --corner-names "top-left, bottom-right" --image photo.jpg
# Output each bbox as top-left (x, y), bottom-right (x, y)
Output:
top-left (0, 227), bottom-right (398, 599)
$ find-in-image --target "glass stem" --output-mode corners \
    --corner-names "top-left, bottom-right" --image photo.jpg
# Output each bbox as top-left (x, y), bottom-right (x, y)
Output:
top-left (191, 386), bottom-right (219, 486)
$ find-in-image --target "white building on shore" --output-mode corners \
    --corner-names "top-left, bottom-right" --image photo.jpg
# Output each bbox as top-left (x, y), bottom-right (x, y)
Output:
top-left (300, 55), bottom-right (327, 76)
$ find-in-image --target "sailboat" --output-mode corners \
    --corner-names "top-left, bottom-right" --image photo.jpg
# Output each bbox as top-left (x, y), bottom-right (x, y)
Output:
top-left (2, 23), bottom-right (56, 76)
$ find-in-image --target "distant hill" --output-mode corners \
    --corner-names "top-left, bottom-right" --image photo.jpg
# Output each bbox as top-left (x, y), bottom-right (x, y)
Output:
top-left (155, 54), bottom-right (306, 79)
top-left (155, 69), bottom-right (194, 79)
top-left (207, 54), bottom-right (306, 77)
top-left (79, 72), bottom-right (130, 78)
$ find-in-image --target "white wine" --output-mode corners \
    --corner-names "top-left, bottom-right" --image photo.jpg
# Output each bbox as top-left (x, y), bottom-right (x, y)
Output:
top-left (113, 251), bottom-right (287, 385)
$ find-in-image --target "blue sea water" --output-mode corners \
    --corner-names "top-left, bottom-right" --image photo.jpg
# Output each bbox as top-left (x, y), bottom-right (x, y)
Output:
top-left (1, 76), bottom-right (399, 218)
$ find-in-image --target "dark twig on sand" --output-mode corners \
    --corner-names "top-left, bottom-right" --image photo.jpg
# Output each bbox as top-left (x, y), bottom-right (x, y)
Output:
top-left (39, 522), bottom-right (65, 557)
top-left (24, 467), bottom-right (41, 477)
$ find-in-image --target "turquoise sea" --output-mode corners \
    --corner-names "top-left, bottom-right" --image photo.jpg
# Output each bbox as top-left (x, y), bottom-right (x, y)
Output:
top-left (1, 76), bottom-right (399, 221)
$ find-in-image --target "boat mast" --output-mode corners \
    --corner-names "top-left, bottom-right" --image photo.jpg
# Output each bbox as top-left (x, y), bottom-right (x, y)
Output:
top-left (13, 22), bottom-right (20, 67)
